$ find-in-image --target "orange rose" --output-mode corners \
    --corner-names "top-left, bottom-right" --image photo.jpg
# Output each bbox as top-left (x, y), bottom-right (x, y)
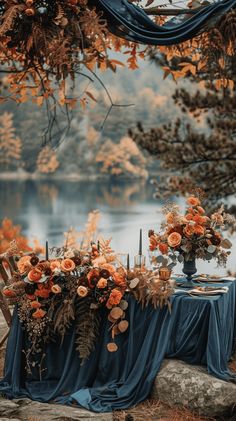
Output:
top-left (30, 300), bottom-right (41, 309)
top-left (167, 232), bottom-right (182, 248)
top-left (113, 272), bottom-right (126, 288)
top-left (61, 258), bottom-right (75, 272)
top-left (97, 278), bottom-right (108, 289)
top-left (51, 284), bottom-right (62, 294)
top-left (193, 214), bottom-right (206, 225)
top-left (106, 289), bottom-right (123, 308)
top-left (184, 225), bottom-right (195, 237)
top-left (77, 286), bottom-right (88, 297)
top-left (166, 212), bottom-right (175, 224)
top-left (35, 289), bottom-right (50, 299)
top-left (194, 225), bottom-right (205, 235)
top-left (186, 213), bottom-right (194, 221)
top-left (187, 197), bottom-right (200, 207)
top-left (197, 206), bottom-right (205, 214)
top-left (87, 268), bottom-right (100, 282)
top-left (149, 235), bottom-right (158, 251)
top-left (158, 243), bottom-right (168, 254)
top-left (28, 268), bottom-right (42, 283)
top-left (50, 260), bottom-right (61, 272)
top-left (2, 288), bottom-right (16, 298)
top-left (32, 308), bottom-right (46, 319)
top-left (17, 256), bottom-right (32, 274)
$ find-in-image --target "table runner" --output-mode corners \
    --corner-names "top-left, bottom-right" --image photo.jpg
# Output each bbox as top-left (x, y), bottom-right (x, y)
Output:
top-left (0, 279), bottom-right (235, 412)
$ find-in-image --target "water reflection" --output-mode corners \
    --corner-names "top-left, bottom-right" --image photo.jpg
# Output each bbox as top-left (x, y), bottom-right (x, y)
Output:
top-left (0, 179), bottom-right (235, 275)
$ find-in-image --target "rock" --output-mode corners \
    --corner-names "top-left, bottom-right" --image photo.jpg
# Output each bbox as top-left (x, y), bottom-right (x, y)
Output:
top-left (0, 397), bottom-right (112, 421)
top-left (152, 359), bottom-right (236, 417)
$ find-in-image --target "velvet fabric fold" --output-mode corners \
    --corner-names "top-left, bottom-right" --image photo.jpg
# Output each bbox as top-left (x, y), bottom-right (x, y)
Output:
top-left (92, 0), bottom-right (236, 45)
top-left (0, 279), bottom-right (235, 412)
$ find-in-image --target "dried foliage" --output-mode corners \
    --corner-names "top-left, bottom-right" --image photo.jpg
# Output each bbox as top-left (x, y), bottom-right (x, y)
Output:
top-left (127, 267), bottom-right (174, 311)
top-left (0, 112), bottom-right (21, 169)
top-left (0, 218), bottom-right (31, 253)
top-left (148, 10), bottom-right (236, 89)
top-left (64, 210), bottom-right (100, 251)
top-left (96, 136), bottom-right (148, 178)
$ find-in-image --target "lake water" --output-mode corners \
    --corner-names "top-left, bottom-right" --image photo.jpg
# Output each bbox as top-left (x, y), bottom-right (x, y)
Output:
top-left (0, 179), bottom-right (235, 275)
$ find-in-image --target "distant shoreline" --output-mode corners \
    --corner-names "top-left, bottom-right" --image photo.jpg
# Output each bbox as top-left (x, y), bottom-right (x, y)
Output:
top-left (0, 171), bottom-right (155, 182)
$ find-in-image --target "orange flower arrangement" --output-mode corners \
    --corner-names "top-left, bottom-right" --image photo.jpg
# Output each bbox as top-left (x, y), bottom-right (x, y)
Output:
top-left (149, 195), bottom-right (232, 267)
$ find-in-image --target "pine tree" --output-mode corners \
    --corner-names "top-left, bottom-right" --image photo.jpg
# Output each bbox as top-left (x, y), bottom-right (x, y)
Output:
top-left (0, 112), bottom-right (22, 170)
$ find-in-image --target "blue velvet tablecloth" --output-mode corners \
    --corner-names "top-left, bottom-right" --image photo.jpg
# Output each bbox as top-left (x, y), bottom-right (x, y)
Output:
top-left (0, 278), bottom-right (235, 412)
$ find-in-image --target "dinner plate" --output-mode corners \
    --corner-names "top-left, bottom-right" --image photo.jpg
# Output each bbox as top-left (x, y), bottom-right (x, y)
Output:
top-left (188, 287), bottom-right (228, 296)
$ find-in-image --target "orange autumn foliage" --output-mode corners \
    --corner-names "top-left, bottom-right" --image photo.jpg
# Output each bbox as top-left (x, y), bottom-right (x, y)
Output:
top-left (0, 218), bottom-right (31, 254)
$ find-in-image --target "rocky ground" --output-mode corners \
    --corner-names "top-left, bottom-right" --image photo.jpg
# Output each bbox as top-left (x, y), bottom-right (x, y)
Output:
top-left (0, 314), bottom-right (235, 421)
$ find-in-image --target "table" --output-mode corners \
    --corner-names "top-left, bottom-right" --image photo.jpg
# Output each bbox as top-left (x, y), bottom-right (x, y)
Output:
top-left (0, 277), bottom-right (235, 412)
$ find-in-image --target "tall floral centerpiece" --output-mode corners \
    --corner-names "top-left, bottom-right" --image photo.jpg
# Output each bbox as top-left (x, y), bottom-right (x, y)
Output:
top-left (149, 196), bottom-right (232, 284)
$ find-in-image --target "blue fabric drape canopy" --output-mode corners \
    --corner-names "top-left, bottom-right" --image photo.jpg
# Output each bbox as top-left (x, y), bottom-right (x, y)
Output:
top-left (92, 0), bottom-right (236, 45)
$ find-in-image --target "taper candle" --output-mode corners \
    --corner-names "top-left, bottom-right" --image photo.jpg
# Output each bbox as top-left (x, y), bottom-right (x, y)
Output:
top-left (139, 228), bottom-right (142, 255)
top-left (127, 253), bottom-right (130, 271)
top-left (46, 240), bottom-right (49, 260)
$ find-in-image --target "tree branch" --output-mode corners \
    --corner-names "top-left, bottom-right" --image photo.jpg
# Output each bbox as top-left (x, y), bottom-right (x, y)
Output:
top-left (143, 6), bottom-right (204, 16)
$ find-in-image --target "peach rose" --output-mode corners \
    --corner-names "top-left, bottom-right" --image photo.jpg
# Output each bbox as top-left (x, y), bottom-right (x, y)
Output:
top-left (28, 268), bottom-right (42, 283)
top-left (77, 286), bottom-right (88, 297)
top-left (167, 232), bottom-right (182, 248)
top-left (194, 225), bottom-right (205, 235)
top-left (97, 278), bottom-right (108, 289)
top-left (30, 300), bottom-right (41, 309)
top-left (187, 197), bottom-right (200, 207)
top-left (106, 289), bottom-right (123, 307)
top-left (50, 260), bottom-right (61, 272)
top-left (158, 243), bottom-right (168, 254)
top-left (51, 284), bottom-right (62, 294)
top-left (184, 225), bottom-right (195, 237)
top-left (32, 308), bottom-right (46, 319)
top-left (61, 258), bottom-right (75, 272)
top-left (166, 212), bottom-right (175, 224)
top-left (17, 256), bottom-right (32, 274)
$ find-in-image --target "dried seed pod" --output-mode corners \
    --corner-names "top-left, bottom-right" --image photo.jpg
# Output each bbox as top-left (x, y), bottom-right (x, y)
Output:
top-left (110, 307), bottom-right (123, 320)
top-left (118, 320), bottom-right (129, 333)
top-left (107, 342), bottom-right (118, 352)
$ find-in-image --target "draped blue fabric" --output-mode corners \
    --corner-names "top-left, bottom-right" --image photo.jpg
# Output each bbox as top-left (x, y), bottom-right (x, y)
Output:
top-left (92, 0), bottom-right (236, 45)
top-left (0, 279), bottom-right (235, 412)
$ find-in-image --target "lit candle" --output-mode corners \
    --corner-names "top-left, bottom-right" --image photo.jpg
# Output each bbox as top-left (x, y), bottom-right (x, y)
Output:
top-left (46, 240), bottom-right (49, 261)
